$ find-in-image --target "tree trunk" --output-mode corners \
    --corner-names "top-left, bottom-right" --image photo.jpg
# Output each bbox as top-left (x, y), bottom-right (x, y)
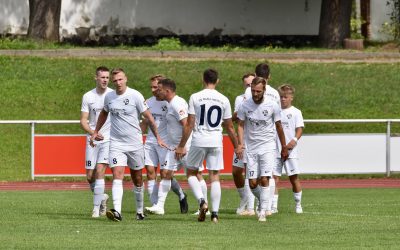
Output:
top-left (319, 0), bottom-right (352, 48)
top-left (27, 0), bottom-right (62, 42)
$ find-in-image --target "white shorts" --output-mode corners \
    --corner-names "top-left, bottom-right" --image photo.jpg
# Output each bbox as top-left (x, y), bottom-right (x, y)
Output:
top-left (85, 141), bottom-right (110, 170)
top-left (109, 148), bottom-right (145, 170)
top-left (273, 158), bottom-right (300, 176)
top-left (245, 150), bottom-right (276, 179)
top-left (232, 150), bottom-right (246, 168)
top-left (187, 146), bottom-right (224, 171)
top-left (144, 143), bottom-right (168, 167)
top-left (164, 149), bottom-right (188, 171)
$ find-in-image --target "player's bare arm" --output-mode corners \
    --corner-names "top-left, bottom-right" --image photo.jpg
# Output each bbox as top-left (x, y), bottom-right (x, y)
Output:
top-left (90, 109), bottom-right (108, 147)
top-left (139, 115), bottom-right (148, 133)
top-left (237, 119), bottom-right (245, 158)
top-left (175, 114), bottom-right (194, 160)
top-left (287, 127), bottom-right (303, 150)
top-left (142, 109), bottom-right (167, 149)
top-left (275, 121), bottom-right (289, 161)
top-left (223, 118), bottom-right (243, 160)
top-left (80, 111), bottom-right (93, 135)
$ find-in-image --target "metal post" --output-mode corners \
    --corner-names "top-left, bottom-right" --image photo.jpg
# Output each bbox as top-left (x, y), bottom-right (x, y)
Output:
top-left (31, 122), bottom-right (35, 181)
top-left (386, 120), bottom-right (391, 177)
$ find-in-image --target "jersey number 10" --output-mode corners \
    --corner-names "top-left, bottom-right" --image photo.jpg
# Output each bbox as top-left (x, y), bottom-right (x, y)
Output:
top-left (199, 104), bottom-right (222, 128)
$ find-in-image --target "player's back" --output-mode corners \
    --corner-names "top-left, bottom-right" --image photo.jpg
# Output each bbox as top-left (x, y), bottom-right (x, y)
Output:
top-left (188, 89), bottom-right (232, 147)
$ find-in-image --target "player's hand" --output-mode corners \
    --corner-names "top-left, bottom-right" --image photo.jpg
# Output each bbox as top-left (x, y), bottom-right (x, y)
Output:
top-left (286, 139), bottom-right (297, 150)
top-left (157, 138), bottom-right (169, 149)
top-left (175, 146), bottom-right (186, 160)
top-left (235, 145), bottom-right (244, 160)
top-left (89, 132), bottom-right (98, 147)
top-left (281, 146), bottom-right (289, 161)
top-left (94, 132), bottom-right (104, 141)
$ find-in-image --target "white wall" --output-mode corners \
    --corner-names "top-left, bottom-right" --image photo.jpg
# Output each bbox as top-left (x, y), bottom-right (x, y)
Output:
top-left (1, 0), bottom-right (322, 36)
top-left (370, 0), bottom-right (393, 41)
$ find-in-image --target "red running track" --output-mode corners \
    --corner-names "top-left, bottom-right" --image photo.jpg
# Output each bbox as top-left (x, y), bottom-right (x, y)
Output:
top-left (0, 179), bottom-right (399, 191)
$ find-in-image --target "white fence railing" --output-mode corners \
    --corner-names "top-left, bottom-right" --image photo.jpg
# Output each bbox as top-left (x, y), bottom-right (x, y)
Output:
top-left (1, 119), bottom-right (400, 179)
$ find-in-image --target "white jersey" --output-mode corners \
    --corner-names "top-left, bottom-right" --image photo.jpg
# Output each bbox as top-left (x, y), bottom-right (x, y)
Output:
top-left (237, 97), bottom-right (281, 152)
top-left (245, 85), bottom-right (281, 107)
top-left (277, 106), bottom-right (304, 158)
top-left (81, 87), bottom-right (113, 143)
top-left (104, 87), bottom-right (148, 151)
top-left (145, 96), bottom-right (169, 144)
top-left (188, 88), bottom-right (232, 147)
top-left (166, 95), bottom-right (191, 148)
top-left (234, 93), bottom-right (246, 112)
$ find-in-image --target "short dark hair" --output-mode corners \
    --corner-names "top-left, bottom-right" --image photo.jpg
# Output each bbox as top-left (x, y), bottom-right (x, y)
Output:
top-left (203, 68), bottom-right (218, 84)
top-left (158, 78), bottom-right (176, 92)
top-left (242, 73), bottom-right (255, 82)
top-left (255, 63), bottom-right (270, 79)
top-left (96, 66), bottom-right (109, 75)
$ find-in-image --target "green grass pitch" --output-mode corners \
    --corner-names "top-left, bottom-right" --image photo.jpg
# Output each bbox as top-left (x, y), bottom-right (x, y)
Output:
top-left (0, 188), bottom-right (399, 249)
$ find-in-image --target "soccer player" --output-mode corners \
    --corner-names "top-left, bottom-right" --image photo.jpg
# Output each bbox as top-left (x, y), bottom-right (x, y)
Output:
top-left (273, 84), bottom-right (304, 214)
top-left (247, 63), bottom-right (281, 214)
top-left (232, 73), bottom-right (256, 216)
top-left (91, 68), bottom-right (165, 221)
top-left (80, 66), bottom-right (112, 218)
top-left (142, 76), bottom-right (188, 214)
top-left (175, 69), bottom-right (242, 223)
top-left (237, 77), bottom-right (288, 222)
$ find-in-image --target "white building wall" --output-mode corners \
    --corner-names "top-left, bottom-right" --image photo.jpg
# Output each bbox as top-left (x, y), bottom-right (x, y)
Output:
top-left (2, 0), bottom-right (322, 36)
top-left (0, 0), bottom-right (393, 40)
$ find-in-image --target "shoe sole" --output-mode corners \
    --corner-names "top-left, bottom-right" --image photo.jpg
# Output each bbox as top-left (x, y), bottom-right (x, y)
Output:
top-left (198, 203), bottom-right (208, 222)
top-left (106, 210), bottom-right (121, 222)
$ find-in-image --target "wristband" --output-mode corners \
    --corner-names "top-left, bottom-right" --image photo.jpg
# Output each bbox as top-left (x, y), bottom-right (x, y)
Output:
top-left (293, 137), bottom-right (298, 143)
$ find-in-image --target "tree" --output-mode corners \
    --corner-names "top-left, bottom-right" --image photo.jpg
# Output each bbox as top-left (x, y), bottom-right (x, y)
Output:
top-left (27, 0), bottom-right (62, 42)
top-left (319, 0), bottom-right (352, 48)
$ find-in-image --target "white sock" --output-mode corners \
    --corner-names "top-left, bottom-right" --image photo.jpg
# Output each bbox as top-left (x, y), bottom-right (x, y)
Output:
top-left (134, 185), bottom-right (144, 214)
top-left (156, 179), bottom-right (171, 209)
top-left (148, 180), bottom-right (159, 205)
top-left (171, 178), bottom-right (185, 200)
top-left (245, 179), bottom-right (255, 210)
top-left (89, 182), bottom-right (95, 192)
top-left (210, 181), bottom-right (221, 213)
top-left (260, 186), bottom-right (270, 212)
top-left (112, 179), bottom-right (123, 214)
top-left (294, 191), bottom-right (302, 207)
top-left (188, 176), bottom-right (204, 203)
top-left (147, 179), bottom-right (156, 205)
top-left (268, 178), bottom-right (276, 211)
top-left (199, 179), bottom-right (208, 203)
top-left (93, 179), bottom-right (105, 209)
top-left (152, 180), bottom-right (159, 205)
top-left (272, 194), bottom-right (279, 210)
top-left (250, 185), bottom-right (261, 200)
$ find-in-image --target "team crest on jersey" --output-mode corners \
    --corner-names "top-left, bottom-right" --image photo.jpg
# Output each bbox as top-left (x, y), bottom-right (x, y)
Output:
top-left (162, 106), bottom-right (167, 112)
top-left (123, 99), bottom-right (129, 105)
top-left (287, 114), bottom-right (292, 119)
top-left (179, 110), bottom-right (186, 116)
top-left (262, 110), bottom-right (269, 116)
